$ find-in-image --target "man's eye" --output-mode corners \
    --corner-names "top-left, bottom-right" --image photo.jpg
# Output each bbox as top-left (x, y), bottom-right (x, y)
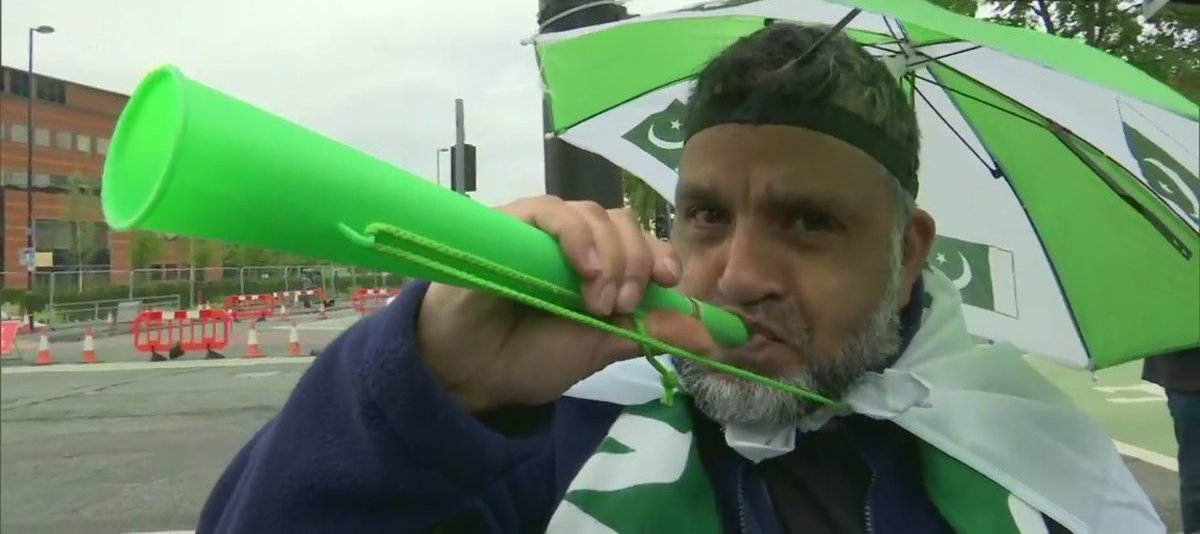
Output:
top-left (791, 212), bottom-right (835, 232)
top-left (686, 207), bottom-right (728, 226)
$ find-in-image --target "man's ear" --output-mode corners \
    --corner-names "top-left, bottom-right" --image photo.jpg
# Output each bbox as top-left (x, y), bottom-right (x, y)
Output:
top-left (899, 209), bottom-right (936, 307)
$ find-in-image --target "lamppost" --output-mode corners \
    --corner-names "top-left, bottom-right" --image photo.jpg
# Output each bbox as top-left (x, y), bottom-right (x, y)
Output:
top-left (435, 147), bottom-right (449, 187)
top-left (25, 24), bottom-right (54, 292)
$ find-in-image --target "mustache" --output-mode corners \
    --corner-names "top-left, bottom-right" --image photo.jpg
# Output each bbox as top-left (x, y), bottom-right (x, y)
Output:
top-left (721, 301), bottom-right (811, 349)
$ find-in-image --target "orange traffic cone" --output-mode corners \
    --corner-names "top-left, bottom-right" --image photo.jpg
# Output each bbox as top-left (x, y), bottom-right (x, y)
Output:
top-left (278, 304), bottom-right (289, 321)
top-left (244, 322), bottom-right (263, 358)
top-left (287, 324), bottom-right (302, 356)
top-left (34, 331), bottom-right (55, 365)
top-left (81, 327), bottom-right (99, 364)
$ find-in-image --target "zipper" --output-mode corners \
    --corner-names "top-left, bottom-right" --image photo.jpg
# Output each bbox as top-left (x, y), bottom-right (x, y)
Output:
top-left (863, 469), bottom-right (877, 534)
top-left (737, 464), bottom-right (749, 534)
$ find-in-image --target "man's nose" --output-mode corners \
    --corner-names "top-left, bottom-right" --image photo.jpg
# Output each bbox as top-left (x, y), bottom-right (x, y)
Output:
top-left (716, 226), bottom-right (787, 305)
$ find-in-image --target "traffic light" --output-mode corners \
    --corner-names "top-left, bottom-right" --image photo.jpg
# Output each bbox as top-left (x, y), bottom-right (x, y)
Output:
top-left (450, 144), bottom-right (477, 193)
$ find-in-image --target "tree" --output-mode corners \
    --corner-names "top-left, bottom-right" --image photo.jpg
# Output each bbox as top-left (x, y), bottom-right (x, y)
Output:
top-left (928, 0), bottom-right (1199, 102)
top-left (190, 239), bottom-right (217, 270)
top-left (130, 231), bottom-right (165, 270)
top-left (62, 173), bottom-right (102, 291)
top-left (63, 174), bottom-right (99, 266)
top-left (622, 171), bottom-right (660, 231)
top-left (222, 244), bottom-right (277, 267)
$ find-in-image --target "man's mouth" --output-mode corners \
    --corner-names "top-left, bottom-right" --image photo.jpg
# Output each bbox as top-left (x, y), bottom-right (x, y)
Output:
top-left (734, 312), bottom-right (789, 347)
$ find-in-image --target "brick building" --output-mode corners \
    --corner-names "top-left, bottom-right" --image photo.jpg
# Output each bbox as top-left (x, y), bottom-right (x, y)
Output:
top-left (0, 66), bottom-right (204, 290)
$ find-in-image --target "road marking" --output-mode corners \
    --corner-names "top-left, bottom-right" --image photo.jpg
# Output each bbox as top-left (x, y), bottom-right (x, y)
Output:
top-left (236, 371), bottom-right (283, 379)
top-left (1115, 440), bottom-right (1178, 472)
top-left (125, 531), bottom-right (194, 533)
top-left (1094, 383), bottom-right (1167, 405)
top-left (1, 356), bottom-right (314, 375)
top-left (270, 325), bottom-right (350, 331)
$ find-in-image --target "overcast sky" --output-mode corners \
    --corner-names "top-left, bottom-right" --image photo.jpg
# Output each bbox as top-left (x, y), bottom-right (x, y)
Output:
top-left (1, 0), bottom-right (694, 206)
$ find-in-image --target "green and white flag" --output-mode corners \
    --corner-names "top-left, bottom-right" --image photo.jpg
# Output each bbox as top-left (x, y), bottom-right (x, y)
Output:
top-left (532, 0), bottom-right (1200, 371)
top-left (621, 99), bottom-right (688, 172)
top-left (929, 235), bottom-right (1017, 318)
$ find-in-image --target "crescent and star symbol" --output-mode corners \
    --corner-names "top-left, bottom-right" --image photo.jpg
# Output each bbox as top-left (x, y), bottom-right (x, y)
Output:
top-left (936, 251), bottom-right (974, 290)
top-left (647, 119), bottom-right (684, 151)
top-left (1142, 156), bottom-right (1200, 220)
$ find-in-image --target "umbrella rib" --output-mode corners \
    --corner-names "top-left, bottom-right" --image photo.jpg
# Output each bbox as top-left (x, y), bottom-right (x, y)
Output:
top-left (912, 73), bottom-right (1045, 129)
top-left (882, 16), bottom-right (904, 45)
top-left (912, 85), bottom-right (1002, 178)
top-left (777, 8), bottom-right (863, 72)
top-left (908, 46), bottom-right (982, 70)
top-left (919, 66), bottom-right (1098, 366)
top-left (913, 75), bottom-right (1197, 255)
top-left (1047, 123), bottom-right (1193, 259)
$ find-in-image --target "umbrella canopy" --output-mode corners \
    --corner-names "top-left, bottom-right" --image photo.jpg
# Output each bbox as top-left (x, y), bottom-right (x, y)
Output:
top-left (532, 0), bottom-right (1200, 371)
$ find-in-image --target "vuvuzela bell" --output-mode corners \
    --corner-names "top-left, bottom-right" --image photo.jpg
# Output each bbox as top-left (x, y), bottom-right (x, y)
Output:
top-left (100, 65), bottom-right (748, 347)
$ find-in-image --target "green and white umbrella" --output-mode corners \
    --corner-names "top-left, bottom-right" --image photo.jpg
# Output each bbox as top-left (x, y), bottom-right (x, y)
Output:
top-left (531, 0), bottom-right (1200, 371)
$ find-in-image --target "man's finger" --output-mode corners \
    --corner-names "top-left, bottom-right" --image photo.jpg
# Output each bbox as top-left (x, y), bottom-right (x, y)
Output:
top-left (569, 200), bottom-right (624, 315)
top-left (500, 195), bottom-right (603, 283)
top-left (610, 209), bottom-right (655, 315)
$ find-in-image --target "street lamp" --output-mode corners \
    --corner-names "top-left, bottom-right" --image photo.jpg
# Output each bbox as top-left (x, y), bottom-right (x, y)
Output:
top-left (25, 24), bottom-right (54, 292)
top-left (435, 147), bottom-right (450, 187)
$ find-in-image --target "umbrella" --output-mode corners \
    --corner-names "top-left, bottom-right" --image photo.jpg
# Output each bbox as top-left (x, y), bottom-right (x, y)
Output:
top-left (531, 0), bottom-right (1200, 371)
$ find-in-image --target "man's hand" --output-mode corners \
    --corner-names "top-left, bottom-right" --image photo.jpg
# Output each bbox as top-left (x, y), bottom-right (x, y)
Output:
top-left (416, 196), bottom-right (715, 413)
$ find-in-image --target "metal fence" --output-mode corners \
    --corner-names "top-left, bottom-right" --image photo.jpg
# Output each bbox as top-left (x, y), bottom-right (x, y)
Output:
top-left (3, 264), bottom-right (405, 319)
top-left (46, 295), bottom-right (183, 330)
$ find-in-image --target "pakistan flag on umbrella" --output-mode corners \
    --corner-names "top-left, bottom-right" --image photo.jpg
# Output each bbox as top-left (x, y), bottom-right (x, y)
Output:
top-left (531, 0), bottom-right (1200, 371)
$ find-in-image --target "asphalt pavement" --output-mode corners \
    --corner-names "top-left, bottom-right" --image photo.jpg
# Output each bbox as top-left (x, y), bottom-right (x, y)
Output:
top-left (1, 358), bottom-right (311, 534)
top-left (0, 314), bottom-right (1186, 533)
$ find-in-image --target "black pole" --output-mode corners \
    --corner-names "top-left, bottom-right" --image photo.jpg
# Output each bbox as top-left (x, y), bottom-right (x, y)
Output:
top-left (538, 0), bottom-right (630, 209)
top-left (26, 28), bottom-right (35, 291)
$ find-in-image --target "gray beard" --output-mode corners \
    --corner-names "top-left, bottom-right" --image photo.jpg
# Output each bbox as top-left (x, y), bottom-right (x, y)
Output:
top-left (672, 259), bottom-right (906, 428)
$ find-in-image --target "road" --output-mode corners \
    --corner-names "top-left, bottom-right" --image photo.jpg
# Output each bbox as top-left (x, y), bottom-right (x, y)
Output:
top-left (1, 358), bottom-right (311, 534)
top-left (0, 314), bottom-right (1185, 533)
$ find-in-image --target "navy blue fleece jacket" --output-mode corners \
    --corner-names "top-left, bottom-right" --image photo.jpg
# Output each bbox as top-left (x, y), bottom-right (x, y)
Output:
top-left (197, 281), bottom-right (960, 533)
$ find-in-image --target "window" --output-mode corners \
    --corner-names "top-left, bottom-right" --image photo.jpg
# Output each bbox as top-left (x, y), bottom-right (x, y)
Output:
top-left (34, 127), bottom-right (50, 147)
top-left (75, 134), bottom-right (91, 154)
top-left (36, 77), bottom-right (66, 104)
top-left (50, 174), bottom-right (73, 191)
top-left (97, 137), bottom-right (110, 155)
top-left (4, 170), bottom-right (29, 188)
top-left (55, 131), bottom-right (71, 149)
top-left (10, 70), bottom-right (29, 97)
top-left (0, 122), bottom-right (6, 142)
top-left (11, 124), bottom-right (28, 144)
top-left (34, 219), bottom-right (72, 251)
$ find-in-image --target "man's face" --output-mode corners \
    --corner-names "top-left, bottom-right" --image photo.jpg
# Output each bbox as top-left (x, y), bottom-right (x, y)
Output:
top-left (671, 124), bottom-right (933, 426)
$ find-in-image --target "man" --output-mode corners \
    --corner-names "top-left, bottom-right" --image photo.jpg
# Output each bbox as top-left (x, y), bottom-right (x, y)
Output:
top-left (1144, 349), bottom-right (1199, 533)
top-left (198, 23), bottom-right (1161, 533)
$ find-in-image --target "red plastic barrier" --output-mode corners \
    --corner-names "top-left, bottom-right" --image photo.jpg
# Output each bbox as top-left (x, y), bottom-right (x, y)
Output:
top-left (1, 320), bottom-right (20, 356)
top-left (132, 309), bottom-right (233, 358)
top-left (352, 288), bottom-right (400, 317)
top-left (273, 288), bottom-right (327, 308)
top-left (221, 293), bottom-right (276, 322)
